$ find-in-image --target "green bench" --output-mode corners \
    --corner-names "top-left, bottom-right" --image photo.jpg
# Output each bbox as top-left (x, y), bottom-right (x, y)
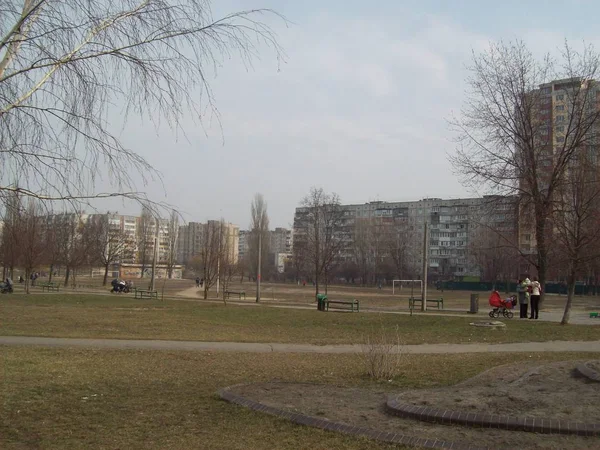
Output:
top-left (324, 299), bottom-right (360, 312)
top-left (224, 290), bottom-right (246, 300)
top-left (409, 297), bottom-right (444, 310)
top-left (135, 289), bottom-right (158, 299)
top-left (39, 282), bottom-right (60, 292)
top-left (590, 312), bottom-right (599, 318)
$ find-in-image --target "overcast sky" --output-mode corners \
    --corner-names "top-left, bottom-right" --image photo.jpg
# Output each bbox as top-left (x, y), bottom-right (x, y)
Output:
top-left (108, 0), bottom-right (600, 229)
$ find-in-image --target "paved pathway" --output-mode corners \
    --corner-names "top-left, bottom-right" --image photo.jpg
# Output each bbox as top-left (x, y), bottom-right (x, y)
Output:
top-left (1, 336), bottom-right (599, 354)
top-left (174, 286), bottom-right (600, 325)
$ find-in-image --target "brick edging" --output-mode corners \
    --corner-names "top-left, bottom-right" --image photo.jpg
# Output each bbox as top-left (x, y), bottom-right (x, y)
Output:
top-left (386, 397), bottom-right (600, 437)
top-left (575, 361), bottom-right (600, 382)
top-left (218, 384), bottom-right (489, 450)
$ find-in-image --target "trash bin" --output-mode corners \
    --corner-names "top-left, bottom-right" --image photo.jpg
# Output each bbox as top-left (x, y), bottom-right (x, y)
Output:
top-left (469, 293), bottom-right (479, 314)
top-left (316, 294), bottom-right (328, 311)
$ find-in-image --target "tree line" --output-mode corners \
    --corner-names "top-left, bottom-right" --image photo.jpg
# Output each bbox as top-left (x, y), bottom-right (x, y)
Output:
top-left (0, 195), bottom-right (178, 292)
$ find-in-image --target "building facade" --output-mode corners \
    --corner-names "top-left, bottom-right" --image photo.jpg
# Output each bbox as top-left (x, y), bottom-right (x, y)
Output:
top-left (176, 220), bottom-right (239, 265)
top-left (293, 196), bottom-right (519, 281)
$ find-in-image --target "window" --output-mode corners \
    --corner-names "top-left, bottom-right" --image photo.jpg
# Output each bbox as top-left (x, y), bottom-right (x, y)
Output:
top-left (556, 136), bottom-right (565, 143)
top-left (540, 109), bottom-right (550, 115)
top-left (555, 125), bottom-right (565, 133)
top-left (556, 115), bottom-right (565, 122)
top-left (541, 87), bottom-right (551, 94)
top-left (556, 94), bottom-right (564, 100)
top-left (525, 234), bottom-right (531, 241)
top-left (555, 105), bottom-right (565, 111)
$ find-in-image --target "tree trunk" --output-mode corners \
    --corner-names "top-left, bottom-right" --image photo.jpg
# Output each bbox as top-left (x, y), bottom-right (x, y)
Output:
top-left (48, 264), bottom-right (54, 283)
top-left (203, 285), bottom-right (208, 299)
top-left (64, 266), bottom-right (71, 286)
top-left (535, 213), bottom-right (548, 305)
top-left (561, 269), bottom-right (577, 325)
top-left (103, 263), bottom-right (109, 286)
top-left (24, 268), bottom-right (31, 294)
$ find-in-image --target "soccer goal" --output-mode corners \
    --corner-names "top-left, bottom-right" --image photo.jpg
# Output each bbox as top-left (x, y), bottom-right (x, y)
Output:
top-left (392, 279), bottom-right (423, 295)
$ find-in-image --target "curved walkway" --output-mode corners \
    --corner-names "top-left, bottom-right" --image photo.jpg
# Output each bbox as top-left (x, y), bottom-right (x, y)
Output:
top-left (1, 336), bottom-right (599, 354)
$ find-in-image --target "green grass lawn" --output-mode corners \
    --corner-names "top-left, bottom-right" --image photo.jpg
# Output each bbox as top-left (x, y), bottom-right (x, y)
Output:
top-left (1, 345), bottom-right (597, 450)
top-left (1, 294), bottom-right (600, 345)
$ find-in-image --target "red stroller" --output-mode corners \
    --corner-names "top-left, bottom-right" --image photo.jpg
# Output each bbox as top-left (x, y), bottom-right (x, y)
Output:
top-left (488, 291), bottom-right (516, 319)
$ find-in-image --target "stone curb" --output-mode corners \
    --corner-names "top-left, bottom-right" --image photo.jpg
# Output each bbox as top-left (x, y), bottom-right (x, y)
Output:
top-left (218, 384), bottom-right (489, 450)
top-left (386, 397), bottom-right (600, 437)
top-left (575, 361), bottom-right (600, 382)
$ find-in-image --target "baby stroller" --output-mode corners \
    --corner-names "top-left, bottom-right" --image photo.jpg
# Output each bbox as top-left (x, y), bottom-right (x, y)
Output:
top-left (488, 290), bottom-right (516, 319)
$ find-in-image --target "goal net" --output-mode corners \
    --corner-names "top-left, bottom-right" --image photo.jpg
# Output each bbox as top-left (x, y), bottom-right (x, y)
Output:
top-left (392, 279), bottom-right (423, 295)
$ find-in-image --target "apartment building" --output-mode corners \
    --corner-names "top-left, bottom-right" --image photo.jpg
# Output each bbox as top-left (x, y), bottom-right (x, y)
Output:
top-left (518, 77), bottom-right (600, 266)
top-left (293, 196), bottom-right (519, 280)
top-left (177, 221), bottom-right (239, 265)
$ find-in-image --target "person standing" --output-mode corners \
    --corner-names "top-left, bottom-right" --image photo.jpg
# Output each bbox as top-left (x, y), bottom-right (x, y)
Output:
top-left (530, 277), bottom-right (541, 319)
top-left (195, 277), bottom-right (200, 288)
top-left (517, 279), bottom-right (528, 318)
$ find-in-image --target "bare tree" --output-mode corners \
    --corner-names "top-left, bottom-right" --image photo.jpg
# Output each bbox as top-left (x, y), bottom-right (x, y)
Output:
top-left (55, 213), bottom-right (96, 287)
top-left (20, 199), bottom-right (45, 293)
top-left (219, 236), bottom-right (238, 306)
top-left (469, 222), bottom-right (519, 290)
top-left (296, 187), bottom-right (347, 298)
top-left (165, 210), bottom-right (179, 279)
top-left (450, 41), bottom-right (600, 300)
top-left (554, 153), bottom-right (600, 324)
top-left (249, 193), bottom-right (269, 302)
top-left (386, 221), bottom-right (418, 281)
top-left (89, 213), bottom-right (129, 286)
top-left (352, 218), bottom-right (372, 285)
top-left (0, 191), bottom-right (22, 279)
top-left (137, 206), bottom-right (154, 278)
top-left (192, 220), bottom-right (222, 299)
top-left (0, 1), bottom-right (283, 208)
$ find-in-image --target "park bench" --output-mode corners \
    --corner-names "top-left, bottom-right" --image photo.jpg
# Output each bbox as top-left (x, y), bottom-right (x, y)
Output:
top-left (135, 289), bottom-right (158, 299)
top-left (39, 282), bottom-right (60, 292)
top-left (590, 312), bottom-right (599, 319)
top-left (224, 290), bottom-right (246, 300)
top-left (409, 296), bottom-right (444, 310)
top-left (324, 299), bottom-right (360, 312)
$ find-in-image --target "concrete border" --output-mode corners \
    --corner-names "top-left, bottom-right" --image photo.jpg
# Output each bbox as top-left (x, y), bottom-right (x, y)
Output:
top-left (575, 361), bottom-right (600, 382)
top-left (386, 397), bottom-right (600, 437)
top-left (218, 384), bottom-right (488, 450)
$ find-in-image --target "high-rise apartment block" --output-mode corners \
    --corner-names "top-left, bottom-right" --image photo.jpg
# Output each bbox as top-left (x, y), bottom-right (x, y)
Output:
top-left (518, 77), bottom-right (600, 264)
top-left (176, 221), bottom-right (239, 265)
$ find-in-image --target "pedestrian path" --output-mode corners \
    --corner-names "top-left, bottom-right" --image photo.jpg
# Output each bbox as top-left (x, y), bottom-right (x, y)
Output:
top-left (1, 336), bottom-right (599, 354)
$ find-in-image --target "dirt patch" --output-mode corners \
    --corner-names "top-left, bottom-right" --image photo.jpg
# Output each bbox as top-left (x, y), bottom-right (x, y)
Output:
top-left (230, 362), bottom-right (600, 449)
top-left (396, 360), bottom-right (600, 421)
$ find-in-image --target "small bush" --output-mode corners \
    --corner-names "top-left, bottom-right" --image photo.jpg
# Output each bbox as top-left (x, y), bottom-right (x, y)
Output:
top-left (360, 321), bottom-right (405, 381)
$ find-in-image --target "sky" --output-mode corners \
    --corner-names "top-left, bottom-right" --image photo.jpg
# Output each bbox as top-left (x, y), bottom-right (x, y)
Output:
top-left (106, 0), bottom-right (600, 229)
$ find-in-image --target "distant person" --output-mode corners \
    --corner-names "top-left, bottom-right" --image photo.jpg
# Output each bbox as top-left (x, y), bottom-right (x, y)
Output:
top-left (516, 279), bottom-right (528, 318)
top-left (195, 277), bottom-right (200, 288)
top-left (530, 277), bottom-right (541, 320)
top-left (200, 278), bottom-right (204, 288)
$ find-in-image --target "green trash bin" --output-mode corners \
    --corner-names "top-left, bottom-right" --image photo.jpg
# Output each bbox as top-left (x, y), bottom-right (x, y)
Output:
top-left (316, 294), bottom-right (328, 311)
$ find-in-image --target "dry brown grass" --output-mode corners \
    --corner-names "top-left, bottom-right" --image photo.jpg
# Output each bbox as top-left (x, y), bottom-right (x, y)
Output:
top-left (2, 346), bottom-right (597, 449)
top-left (2, 293), bottom-right (600, 345)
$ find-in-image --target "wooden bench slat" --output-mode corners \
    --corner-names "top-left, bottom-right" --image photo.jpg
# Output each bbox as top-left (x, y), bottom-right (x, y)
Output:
top-left (324, 299), bottom-right (359, 312)
top-left (408, 297), bottom-right (444, 310)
